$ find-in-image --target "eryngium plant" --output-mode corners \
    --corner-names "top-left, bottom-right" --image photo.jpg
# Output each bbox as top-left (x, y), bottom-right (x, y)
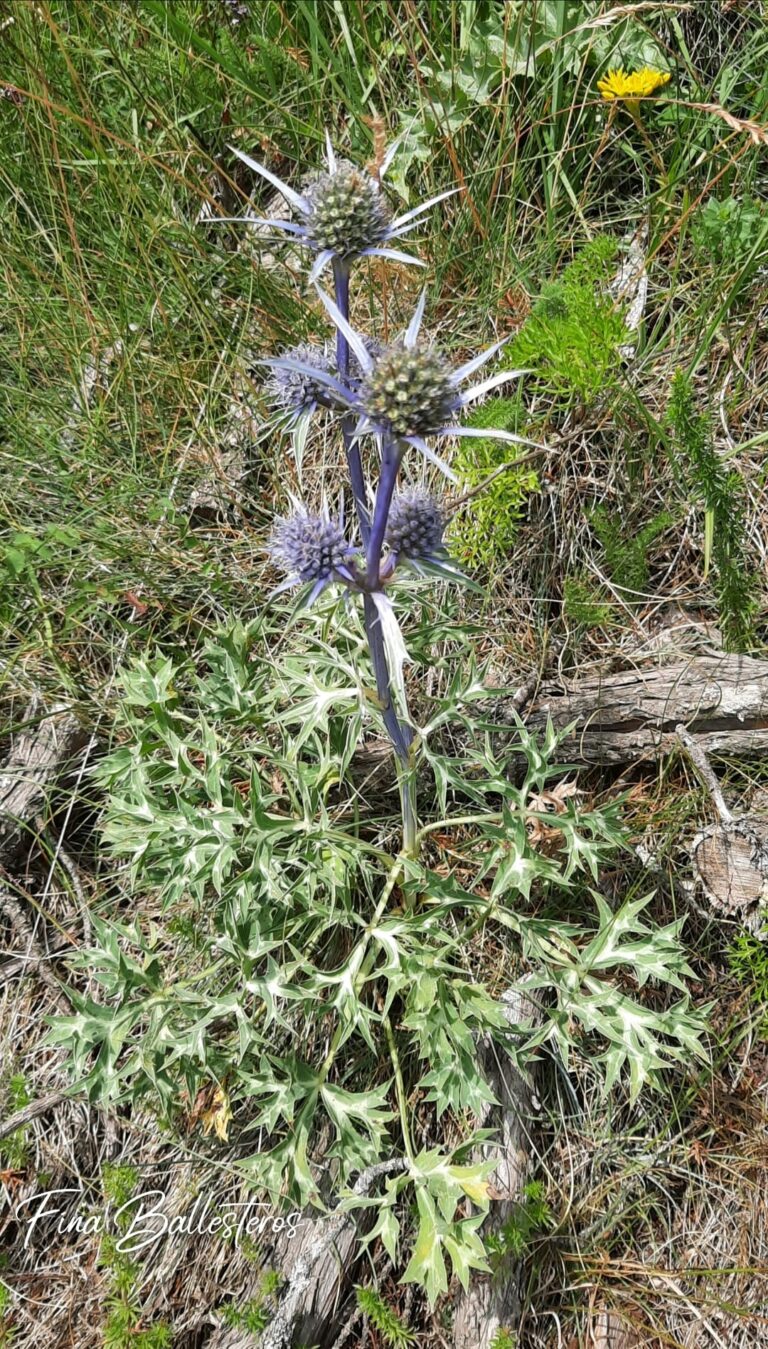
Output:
top-left (52, 133), bottom-right (708, 1312)
top-left (233, 136), bottom-right (533, 854)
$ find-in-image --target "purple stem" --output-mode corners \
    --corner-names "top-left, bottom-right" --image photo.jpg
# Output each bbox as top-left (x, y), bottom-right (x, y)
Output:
top-left (365, 436), bottom-right (401, 589)
top-left (333, 258), bottom-right (370, 546)
top-left (364, 434), bottom-right (415, 755)
top-left (334, 263), bottom-right (414, 785)
top-left (363, 593), bottom-right (410, 761)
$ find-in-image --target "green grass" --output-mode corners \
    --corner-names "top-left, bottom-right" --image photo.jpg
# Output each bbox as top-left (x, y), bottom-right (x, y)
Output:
top-left (3, 1), bottom-right (767, 701)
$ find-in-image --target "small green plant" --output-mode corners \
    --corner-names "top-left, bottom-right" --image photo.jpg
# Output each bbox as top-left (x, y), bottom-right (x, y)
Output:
top-left (490, 1330), bottom-right (517, 1349)
top-left (728, 931), bottom-right (768, 1035)
top-left (0, 1074), bottom-right (30, 1172)
top-left (102, 1164), bottom-right (139, 1210)
top-left (508, 238), bottom-right (627, 407)
top-left (691, 194), bottom-right (766, 270)
top-left (0, 1284), bottom-right (14, 1347)
top-left (452, 395), bottom-right (539, 570)
top-left (486, 1181), bottom-right (552, 1263)
top-left (590, 505), bottom-right (674, 598)
top-left (218, 1270), bottom-right (281, 1332)
top-left (355, 1286), bottom-right (415, 1347)
top-left (563, 574), bottom-right (613, 630)
top-left (100, 1211), bottom-right (172, 1349)
top-left (668, 371), bottom-right (757, 651)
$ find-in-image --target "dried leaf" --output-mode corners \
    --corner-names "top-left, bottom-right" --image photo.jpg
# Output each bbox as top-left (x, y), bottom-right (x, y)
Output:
top-left (527, 780), bottom-right (581, 850)
top-left (694, 102), bottom-right (768, 145)
top-left (200, 1085), bottom-right (232, 1142)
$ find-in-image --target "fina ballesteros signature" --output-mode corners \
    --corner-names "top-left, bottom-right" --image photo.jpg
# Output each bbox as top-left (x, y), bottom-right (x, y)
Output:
top-left (15, 1188), bottom-right (304, 1254)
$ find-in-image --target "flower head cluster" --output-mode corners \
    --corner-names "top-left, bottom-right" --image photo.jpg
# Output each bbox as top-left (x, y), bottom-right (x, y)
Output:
top-left (386, 490), bottom-right (445, 561)
top-left (266, 342), bottom-right (335, 421)
top-left (362, 344), bottom-right (457, 439)
top-left (225, 133), bottom-right (458, 280)
top-left (268, 506), bottom-right (353, 604)
top-left (300, 285), bottom-right (533, 478)
top-left (302, 159), bottom-right (392, 257)
top-left (597, 66), bottom-right (670, 101)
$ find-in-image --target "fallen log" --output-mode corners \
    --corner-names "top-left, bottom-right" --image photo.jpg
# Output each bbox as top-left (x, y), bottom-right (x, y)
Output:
top-left (0, 702), bottom-right (86, 858)
top-left (526, 653), bottom-right (768, 764)
top-left (453, 988), bottom-right (541, 1349)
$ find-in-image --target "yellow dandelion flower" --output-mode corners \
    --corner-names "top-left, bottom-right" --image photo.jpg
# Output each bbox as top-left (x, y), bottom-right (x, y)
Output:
top-left (597, 66), bottom-right (671, 102)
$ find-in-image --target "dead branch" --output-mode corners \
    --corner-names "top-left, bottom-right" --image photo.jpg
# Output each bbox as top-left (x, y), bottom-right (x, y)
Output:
top-left (257, 1159), bottom-right (408, 1349)
top-left (0, 1090), bottom-right (68, 1142)
top-left (0, 703), bottom-right (86, 859)
top-left (453, 987), bottom-right (541, 1349)
top-left (526, 653), bottom-right (768, 764)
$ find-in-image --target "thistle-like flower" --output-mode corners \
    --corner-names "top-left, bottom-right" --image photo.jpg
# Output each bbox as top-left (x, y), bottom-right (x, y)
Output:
top-left (386, 490), bottom-right (445, 561)
top-left (382, 488), bottom-right (467, 585)
top-left (222, 133), bottom-right (459, 280)
top-left (305, 286), bottom-right (535, 478)
top-left (302, 159), bottom-right (393, 257)
top-left (362, 345), bottom-right (456, 439)
top-left (266, 342), bottom-right (336, 423)
top-left (268, 505), bottom-right (355, 605)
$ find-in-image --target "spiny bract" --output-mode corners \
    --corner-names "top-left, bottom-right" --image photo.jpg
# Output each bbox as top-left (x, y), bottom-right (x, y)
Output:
top-left (268, 511), bottom-right (349, 583)
top-left (303, 160), bottom-right (392, 257)
top-left (386, 490), bottom-right (445, 559)
top-left (362, 344), bottom-right (457, 438)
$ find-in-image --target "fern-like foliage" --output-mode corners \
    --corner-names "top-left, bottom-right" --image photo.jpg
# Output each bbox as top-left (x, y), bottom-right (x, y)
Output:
top-left (591, 505), bottom-right (674, 598)
top-left (508, 237), bottom-right (626, 407)
top-left (490, 1330), bottom-right (518, 1349)
top-left (668, 370), bottom-right (757, 651)
top-left (452, 394), bottom-right (539, 570)
top-left (563, 574), bottom-right (614, 629)
top-left (486, 1180), bottom-right (551, 1263)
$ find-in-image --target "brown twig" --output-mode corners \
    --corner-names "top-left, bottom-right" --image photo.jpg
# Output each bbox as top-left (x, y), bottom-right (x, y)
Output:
top-left (676, 724), bottom-right (733, 825)
top-left (0, 887), bottom-right (73, 1013)
top-left (0, 1090), bottom-right (68, 1143)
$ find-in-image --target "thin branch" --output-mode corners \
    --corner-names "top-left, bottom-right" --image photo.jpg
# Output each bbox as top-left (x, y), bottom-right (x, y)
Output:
top-left (446, 446), bottom-right (548, 515)
top-left (676, 724), bottom-right (733, 824)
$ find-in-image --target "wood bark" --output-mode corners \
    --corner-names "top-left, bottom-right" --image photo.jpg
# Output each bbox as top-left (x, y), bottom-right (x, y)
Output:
top-left (203, 1162), bottom-right (407, 1349)
top-left (526, 653), bottom-right (768, 764)
top-left (676, 725), bottom-right (768, 927)
top-left (452, 988), bottom-right (540, 1349)
top-left (0, 702), bottom-right (86, 858)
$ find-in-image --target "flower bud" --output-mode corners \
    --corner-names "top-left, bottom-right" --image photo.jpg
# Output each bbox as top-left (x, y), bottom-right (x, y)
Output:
top-left (268, 511), bottom-right (349, 584)
top-left (303, 161), bottom-right (392, 257)
top-left (266, 343), bottom-right (334, 416)
top-left (362, 344), bottom-right (457, 438)
top-left (385, 490), bottom-right (445, 560)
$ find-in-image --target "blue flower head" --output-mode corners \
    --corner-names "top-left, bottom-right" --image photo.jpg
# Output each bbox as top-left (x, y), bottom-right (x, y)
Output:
top-left (385, 490), bottom-right (445, 561)
top-left (224, 132), bottom-right (459, 280)
top-left (266, 342), bottom-right (335, 422)
top-left (268, 504), bottom-right (355, 605)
